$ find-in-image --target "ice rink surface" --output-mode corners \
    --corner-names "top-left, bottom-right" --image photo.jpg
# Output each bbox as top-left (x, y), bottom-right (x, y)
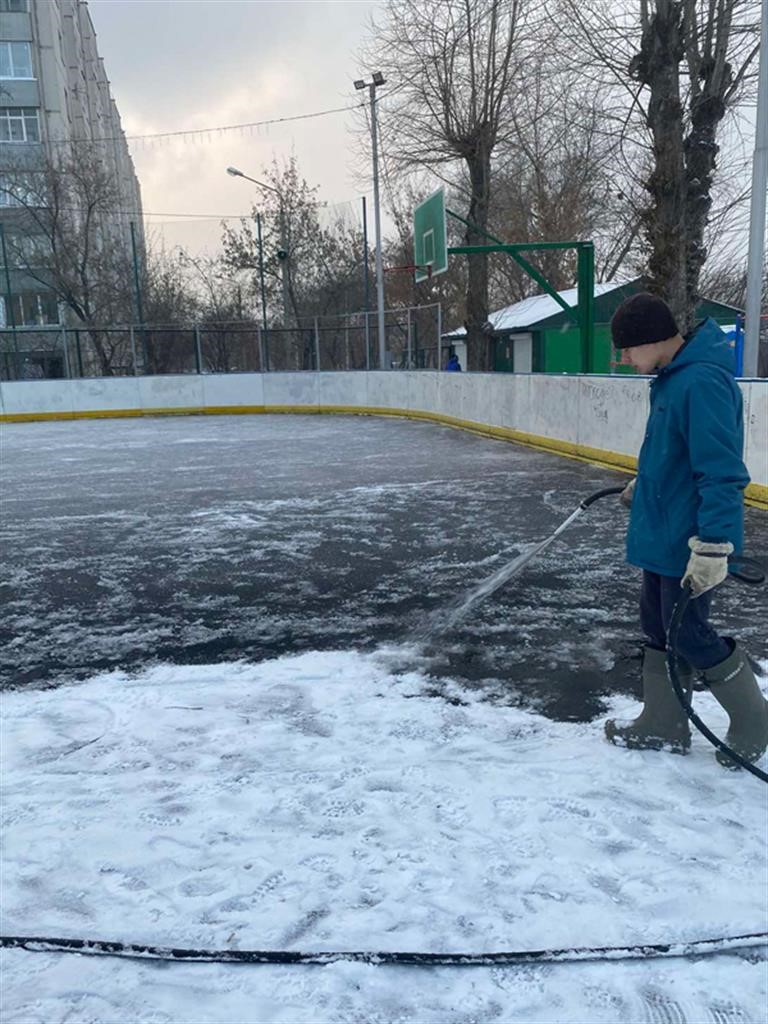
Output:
top-left (2, 413), bottom-right (765, 714)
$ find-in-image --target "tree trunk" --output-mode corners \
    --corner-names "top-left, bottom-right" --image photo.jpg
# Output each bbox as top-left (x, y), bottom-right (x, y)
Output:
top-left (636, 2), bottom-right (689, 329)
top-left (86, 328), bottom-right (114, 376)
top-left (464, 144), bottom-right (492, 371)
top-left (683, 76), bottom-right (731, 322)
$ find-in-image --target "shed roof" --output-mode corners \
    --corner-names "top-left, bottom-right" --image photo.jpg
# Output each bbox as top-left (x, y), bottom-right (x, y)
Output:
top-left (444, 280), bottom-right (631, 339)
top-left (443, 278), bottom-right (744, 339)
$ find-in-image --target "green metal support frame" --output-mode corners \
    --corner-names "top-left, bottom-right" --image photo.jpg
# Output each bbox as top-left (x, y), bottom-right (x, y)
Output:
top-left (445, 208), bottom-right (595, 372)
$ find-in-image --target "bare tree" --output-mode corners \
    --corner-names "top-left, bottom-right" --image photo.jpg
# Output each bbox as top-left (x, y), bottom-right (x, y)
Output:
top-left (361, 0), bottom-right (536, 369)
top-left (0, 143), bottom-right (136, 374)
top-left (485, 67), bottom-right (641, 305)
top-left (222, 157), bottom-right (369, 368)
top-left (558, 0), bottom-right (761, 331)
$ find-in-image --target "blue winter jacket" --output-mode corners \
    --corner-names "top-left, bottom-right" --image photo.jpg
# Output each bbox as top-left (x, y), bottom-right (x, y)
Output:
top-left (627, 318), bottom-right (750, 577)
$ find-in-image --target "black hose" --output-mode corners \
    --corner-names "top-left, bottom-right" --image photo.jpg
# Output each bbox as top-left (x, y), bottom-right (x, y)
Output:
top-left (580, 485), bottom-right (626, 509)
top-left (1, 931), bottom-right (765, 966)
top-left (667, 576), bottom-right (768, 783)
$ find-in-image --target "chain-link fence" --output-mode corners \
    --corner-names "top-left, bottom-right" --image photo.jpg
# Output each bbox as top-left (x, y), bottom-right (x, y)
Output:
top-left (0, 304), bottom-right (446, 380)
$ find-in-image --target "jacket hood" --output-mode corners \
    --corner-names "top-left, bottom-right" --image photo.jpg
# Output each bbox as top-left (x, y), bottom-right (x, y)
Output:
top-left (661, 318), bottom-right (735, 377)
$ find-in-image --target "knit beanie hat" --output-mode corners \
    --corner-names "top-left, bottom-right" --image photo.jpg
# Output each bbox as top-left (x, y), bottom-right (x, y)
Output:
top-left (611, 293), bottom-right (680, 349)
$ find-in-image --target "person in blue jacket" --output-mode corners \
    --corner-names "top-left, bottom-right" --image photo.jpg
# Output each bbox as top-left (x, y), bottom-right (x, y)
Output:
top-left (445, 353), bottom-right (462, 372)
top-left (604, 292), bottom-right (767, 768)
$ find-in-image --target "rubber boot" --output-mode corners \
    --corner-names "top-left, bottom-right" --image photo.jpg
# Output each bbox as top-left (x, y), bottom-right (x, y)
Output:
top-left (605, 647), bottom-right (692, 755)
top-left (702, 643), bottom-right (768, 769)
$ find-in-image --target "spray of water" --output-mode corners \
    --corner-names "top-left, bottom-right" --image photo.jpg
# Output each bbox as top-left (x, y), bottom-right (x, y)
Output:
top-left (415, 503), bottom-right (586, 642)
top-left (414, 543), bottom-right (538, 642)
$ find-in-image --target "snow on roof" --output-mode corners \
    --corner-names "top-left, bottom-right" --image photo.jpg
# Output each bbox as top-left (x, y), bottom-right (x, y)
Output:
top-left (444, 279), bottom-right (631, 338)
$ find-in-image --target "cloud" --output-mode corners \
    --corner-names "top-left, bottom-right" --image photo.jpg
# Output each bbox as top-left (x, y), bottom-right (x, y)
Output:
top-left (89, 0), bottom-right (380, 252)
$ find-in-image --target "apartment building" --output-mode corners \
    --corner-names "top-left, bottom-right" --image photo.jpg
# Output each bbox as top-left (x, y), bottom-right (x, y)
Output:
top-left (0, 0), bottom-right (141, 346)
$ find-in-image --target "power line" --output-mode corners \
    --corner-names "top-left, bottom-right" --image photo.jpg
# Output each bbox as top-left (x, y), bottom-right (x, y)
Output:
top-left (50, 102), bottom-right (366, 147)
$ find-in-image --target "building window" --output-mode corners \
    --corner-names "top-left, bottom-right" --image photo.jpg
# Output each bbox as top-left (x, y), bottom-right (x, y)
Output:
top-left (0, 184), bottom-right (21, 207)
top-left (0, 0), bottom-right (29, 11)
top-left (6, 232), bottom-right (51, 267)
top-left (0, 107), bottom-right (40, 142)
top-left (0, 41), bottom-right (33, 79)
top-left (0, 172), bottom-right (41, 207)
top-left (0, 292), bottom-right (60, 328)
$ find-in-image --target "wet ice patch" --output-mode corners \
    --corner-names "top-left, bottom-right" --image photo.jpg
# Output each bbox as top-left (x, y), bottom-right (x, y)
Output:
top-left (1, 649), bottom-right (766, 1022)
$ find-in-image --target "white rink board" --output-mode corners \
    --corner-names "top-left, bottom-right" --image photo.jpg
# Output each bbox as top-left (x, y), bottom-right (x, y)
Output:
top-left (70, 377), bottom-right (142, 413)
top-left (1, 371), bottom-right (765, 489)
top-left (202, 374), bottom-right (265, 409)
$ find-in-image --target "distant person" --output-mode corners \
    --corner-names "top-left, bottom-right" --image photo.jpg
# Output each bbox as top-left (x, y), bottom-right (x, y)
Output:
top-left (603, 293), bottom-right (766, 769)
top-left (445, 353), bottom-right (461, 372)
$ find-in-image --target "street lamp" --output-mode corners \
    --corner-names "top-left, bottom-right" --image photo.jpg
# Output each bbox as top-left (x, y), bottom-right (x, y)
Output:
top-left (225, 166), bottom-right (290, 338)
top-left (355, 72), bottom-right (387, 370)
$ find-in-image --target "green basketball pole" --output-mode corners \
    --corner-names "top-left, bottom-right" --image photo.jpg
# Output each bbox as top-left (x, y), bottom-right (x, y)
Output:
top-left (576, 242), bottom-right (594, 374)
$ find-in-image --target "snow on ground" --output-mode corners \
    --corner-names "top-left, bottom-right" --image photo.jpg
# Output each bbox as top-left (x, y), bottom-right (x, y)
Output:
top-left (2, 649), bottom-right (767, 1024)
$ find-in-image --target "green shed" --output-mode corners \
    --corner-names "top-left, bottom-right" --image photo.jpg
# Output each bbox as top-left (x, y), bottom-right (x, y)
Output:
top-left (443, 278), bottom-right (743, 374)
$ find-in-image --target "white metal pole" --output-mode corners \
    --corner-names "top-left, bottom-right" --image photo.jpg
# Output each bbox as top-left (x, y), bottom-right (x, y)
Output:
top-left (744, 0), bottom-right (768, 377)
top-left (370, 83), bottom-right (386, 370)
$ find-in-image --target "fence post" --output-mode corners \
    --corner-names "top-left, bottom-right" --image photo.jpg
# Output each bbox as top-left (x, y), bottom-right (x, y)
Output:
top-left (345, 322), bottom-right (350, 370)
top-left (60, 326), bottom-right (71, 379)
top-left (407, 307), bottom-right (412, 369)
top-left (194, 325), bottom-right (203, 374)
top-left (365, 311), bottom-right (371, 370)
top-left (437, 303), bottom-right (442, 371)
top-left (0, 222), bottom-right (20, 380)
top-left (257, 325), bottom-right (266, 373)
top-left (314, 317), bottom-right (321, 371)
top-left (129, 326), bottom-right (138, 376)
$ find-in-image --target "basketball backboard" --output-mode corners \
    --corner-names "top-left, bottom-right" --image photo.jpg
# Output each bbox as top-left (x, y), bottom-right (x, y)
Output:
top-left (413, 188), bottom-right (448, 283)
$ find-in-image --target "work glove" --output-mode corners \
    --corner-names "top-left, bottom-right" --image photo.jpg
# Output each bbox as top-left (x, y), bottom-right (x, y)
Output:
top-left (620, 477), bottom-right (636, 508)
top-left (682, 536), bottom-right (733, 597)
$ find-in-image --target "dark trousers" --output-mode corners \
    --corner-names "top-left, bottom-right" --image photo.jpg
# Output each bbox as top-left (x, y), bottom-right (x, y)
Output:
top-left (640, 570), bottom-right (731, 671)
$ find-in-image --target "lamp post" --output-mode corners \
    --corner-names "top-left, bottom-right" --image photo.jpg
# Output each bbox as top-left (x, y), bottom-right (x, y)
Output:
top-left (743, 0), bottom-right (767, 378)
top-left (226, 166), bottom-right (290, 333)
top-left (354, 71), bottom-right (387, 370)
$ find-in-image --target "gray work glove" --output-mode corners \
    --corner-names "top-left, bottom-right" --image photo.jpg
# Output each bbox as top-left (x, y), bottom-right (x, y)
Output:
top-left (620, 477), bottom-right (636, 509)
top-left (682, 536), bottom-right (733, 596)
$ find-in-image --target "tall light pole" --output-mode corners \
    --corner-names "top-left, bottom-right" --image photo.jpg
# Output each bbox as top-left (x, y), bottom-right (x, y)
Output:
top-left (355, 72), bottom-right (387, 370)
top-left (743, 0), bottom-right (767, 378)
top-left (226, 166), bottom-right (291, 331)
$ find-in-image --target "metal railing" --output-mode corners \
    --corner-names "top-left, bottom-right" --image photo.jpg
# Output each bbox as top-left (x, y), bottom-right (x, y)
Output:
top-left (0, 304), bottom-right (446, 380)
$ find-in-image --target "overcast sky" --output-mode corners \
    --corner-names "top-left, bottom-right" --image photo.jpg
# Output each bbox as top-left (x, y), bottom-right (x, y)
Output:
top-left (88, 0), bottom-right (381, 253)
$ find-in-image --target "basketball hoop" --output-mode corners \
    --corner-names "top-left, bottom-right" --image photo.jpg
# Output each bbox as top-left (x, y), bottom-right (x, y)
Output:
top-left (384, 264), bottom-right (433, 278)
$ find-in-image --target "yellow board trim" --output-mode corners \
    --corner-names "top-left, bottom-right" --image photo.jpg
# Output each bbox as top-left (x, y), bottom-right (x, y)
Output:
top-left (2, 402), bottom-right (765, 509)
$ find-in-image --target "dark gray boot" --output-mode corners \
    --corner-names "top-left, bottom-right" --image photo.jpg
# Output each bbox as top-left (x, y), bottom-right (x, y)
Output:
top-left (605, 647), bottom-right (692, 755)
top-left (702, 644), bottom-right (768, 769)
